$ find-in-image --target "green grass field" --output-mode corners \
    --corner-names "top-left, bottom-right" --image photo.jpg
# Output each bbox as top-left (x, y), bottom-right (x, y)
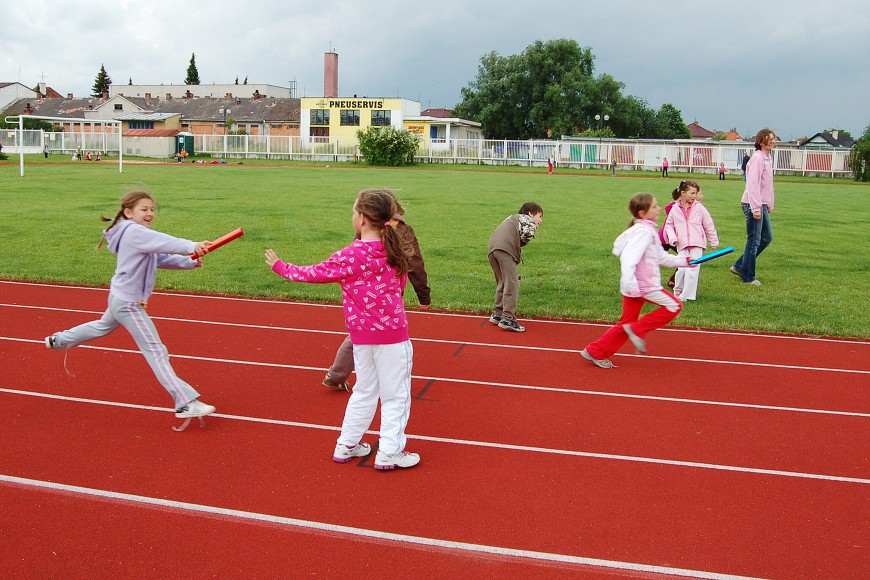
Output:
top-left (2, 157), bottom-right (868, 338)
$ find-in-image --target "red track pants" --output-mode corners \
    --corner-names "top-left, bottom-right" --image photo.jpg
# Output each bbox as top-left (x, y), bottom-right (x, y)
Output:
top-left (584, 290), bottom-right (682, 360)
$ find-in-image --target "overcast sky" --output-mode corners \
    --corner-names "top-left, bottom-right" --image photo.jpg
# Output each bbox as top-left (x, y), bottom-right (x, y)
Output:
top-left (3, 0), bottom-right (868, 140)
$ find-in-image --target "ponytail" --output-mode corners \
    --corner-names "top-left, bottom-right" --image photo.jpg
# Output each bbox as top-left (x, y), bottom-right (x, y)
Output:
top-left (355, 189), bottom-right (413, 276)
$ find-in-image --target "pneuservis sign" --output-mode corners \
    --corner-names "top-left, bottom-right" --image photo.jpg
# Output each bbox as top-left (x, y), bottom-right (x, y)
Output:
top-left (327, 100), bottom-right (384, 109)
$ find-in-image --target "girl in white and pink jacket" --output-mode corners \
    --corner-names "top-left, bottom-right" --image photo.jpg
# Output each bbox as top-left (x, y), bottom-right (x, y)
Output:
top-left (581, 193), bottom-right (694, 369)
top-left (663, 180), bottom-right (719, 300)
top-left (265, 189), bottom-right (420, 470)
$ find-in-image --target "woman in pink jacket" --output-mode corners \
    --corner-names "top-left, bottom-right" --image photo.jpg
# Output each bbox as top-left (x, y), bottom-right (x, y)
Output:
top-left (663, 180), bottom-right (719, 300)
top-left (265, 189), bottom-right (420, 470)
top-left (731, 128), bottom-right (776, 285)
top-left (581, 193), bottom-right (695, 369)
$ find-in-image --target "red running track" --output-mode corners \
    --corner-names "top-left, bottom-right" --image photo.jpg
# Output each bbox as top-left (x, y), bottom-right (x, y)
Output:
top-left (1, 280), bottom-right (868, 578)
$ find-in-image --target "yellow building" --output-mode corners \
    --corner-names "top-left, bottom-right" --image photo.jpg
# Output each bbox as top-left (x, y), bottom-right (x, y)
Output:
top-left (300, 97), bottom-right (421, 142)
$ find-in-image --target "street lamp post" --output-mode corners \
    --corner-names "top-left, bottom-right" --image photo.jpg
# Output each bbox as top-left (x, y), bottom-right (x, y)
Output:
top-left (594, 113), bottom-right (610, 165)
top-left (220, 107), bottom-right (231, 157)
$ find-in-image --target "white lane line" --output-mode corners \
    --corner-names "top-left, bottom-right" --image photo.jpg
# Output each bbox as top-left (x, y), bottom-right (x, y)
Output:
top-left (4, 337), bottom-right (870, 418)
top-left (2, 280), bottom-right (868, 345)
top-left (3, 303), bottom-right (869, 374)
top-left (0, 474), bottom-right (761, 579)
top-left (2, 388), bottom-right (868, 486)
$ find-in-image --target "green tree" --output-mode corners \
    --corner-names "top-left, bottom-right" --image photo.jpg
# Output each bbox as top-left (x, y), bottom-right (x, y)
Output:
top-left (356, 126), bottom-right (419, 166)
top-left (849, 124), bottom-right (870, 182)
top-left (185, 53), bottom-right (201, 85)
top-left (0, 107), bottom-right (61, 131)
top-left (91, 64), bottom-right (112, 97)
top-left (455, 39), bottom-right (665, 140)
top-left (653, 104), bottom-right (691, 139)
top-left (827, 128), bottom-right (854, 140)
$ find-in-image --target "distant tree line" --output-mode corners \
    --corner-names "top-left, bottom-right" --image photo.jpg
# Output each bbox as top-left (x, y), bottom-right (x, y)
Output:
top-left (454, 39), bottom-right (690, 140)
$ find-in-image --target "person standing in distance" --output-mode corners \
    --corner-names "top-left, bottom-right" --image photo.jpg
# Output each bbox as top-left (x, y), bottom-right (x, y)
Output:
top-left (731, 128), bottom-right (776, 286)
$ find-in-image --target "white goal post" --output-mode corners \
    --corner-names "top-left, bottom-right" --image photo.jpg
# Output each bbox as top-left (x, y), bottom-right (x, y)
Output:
top-left (3, 114), bottom-right (123, 177)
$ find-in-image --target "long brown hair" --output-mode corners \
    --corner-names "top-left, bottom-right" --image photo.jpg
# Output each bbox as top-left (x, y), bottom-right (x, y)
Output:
top-left (96, 191), bottom-right (155, 250)
top-left (628, 193), bottom-right (655, 227)
top-left (355, 188), bottom-right (413, 276)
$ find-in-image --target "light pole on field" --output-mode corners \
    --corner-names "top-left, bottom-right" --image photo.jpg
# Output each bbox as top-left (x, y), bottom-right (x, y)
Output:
top-left (594, 113), bottom-right (610, 163)
top-left (220, 107), bottom-right (231, 157)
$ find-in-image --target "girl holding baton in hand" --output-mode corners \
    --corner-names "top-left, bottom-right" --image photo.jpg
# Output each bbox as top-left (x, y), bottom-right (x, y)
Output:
top-left (45, 191), bottom-right (217, 421)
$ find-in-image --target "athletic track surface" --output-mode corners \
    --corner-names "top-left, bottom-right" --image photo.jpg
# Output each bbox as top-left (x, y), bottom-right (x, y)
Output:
top-left (1, 279), bottom-right (868, 579)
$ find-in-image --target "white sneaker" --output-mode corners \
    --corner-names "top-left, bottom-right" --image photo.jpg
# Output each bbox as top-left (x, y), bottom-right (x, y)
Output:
top-left (623, 324), bottom-right (647, 353)
top-left (580, 348), bottom-right (614, 369)
top-left (374, 450), bottom-right (420, 470)
top-left (333, 442), bottom-right (371, 463)
top-left (45, 335), bottom-right (56, 349)
top-left (175, 399), bottom-right (216, 418)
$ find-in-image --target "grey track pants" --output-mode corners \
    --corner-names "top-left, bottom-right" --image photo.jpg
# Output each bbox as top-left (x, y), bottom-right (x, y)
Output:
top-left (50, 294), bottom-right (201, 409)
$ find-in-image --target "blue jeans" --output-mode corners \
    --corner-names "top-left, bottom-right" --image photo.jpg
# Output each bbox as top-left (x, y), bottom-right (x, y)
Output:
top-left (733, 204), bottom-right (772, 283)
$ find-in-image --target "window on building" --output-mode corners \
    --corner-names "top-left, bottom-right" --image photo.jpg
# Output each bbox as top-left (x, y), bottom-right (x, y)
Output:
top-left (114, 104), bottom-right (123, 111)
top-left (371, 110), bottom-right (391, 127)
top-left (310, 109), bottom-right (330, 125)
top-left (310, 127), bottom-right (329, 138)
top-left (128, 121), bottom-right (154, 130)
top-left (340, 110), bottom-right (360, 126)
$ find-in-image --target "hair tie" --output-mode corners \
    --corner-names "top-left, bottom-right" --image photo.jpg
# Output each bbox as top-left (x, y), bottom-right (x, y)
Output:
top-left (383, 221), bottom-right (392, 228)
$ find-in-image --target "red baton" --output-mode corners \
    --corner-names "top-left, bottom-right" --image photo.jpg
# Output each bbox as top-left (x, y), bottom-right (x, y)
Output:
top-left (191, 228), bottom-right (244, 259)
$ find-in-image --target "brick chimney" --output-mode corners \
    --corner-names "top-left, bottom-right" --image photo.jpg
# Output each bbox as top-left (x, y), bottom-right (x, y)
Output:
top-left (225, 92), bottom-right (233, 100)
top-left (67, 93), bottom-right (73, 99)
top-left (145, 92), bottom-right (151, 99)
top-left (324, 51), bottom-right (338, 98)
top-left (166, 93), bottom-right (172, 101)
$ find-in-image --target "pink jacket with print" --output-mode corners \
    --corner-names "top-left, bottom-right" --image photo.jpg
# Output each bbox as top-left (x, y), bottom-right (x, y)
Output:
top-left (271, 239), bottom-right (409, 345)
top-left (663, 201), bottom-right (719, 251)
top-left (614, 219), bottom-right (689, 297)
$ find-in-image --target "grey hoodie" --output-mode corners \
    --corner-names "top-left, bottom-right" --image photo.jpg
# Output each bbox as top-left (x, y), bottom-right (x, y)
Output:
top-left (104, 220), bottom-right (197, 303)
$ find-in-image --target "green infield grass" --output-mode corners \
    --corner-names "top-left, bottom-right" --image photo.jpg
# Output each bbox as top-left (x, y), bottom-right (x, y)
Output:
top-left (2, 157), bottom-right (868, 338)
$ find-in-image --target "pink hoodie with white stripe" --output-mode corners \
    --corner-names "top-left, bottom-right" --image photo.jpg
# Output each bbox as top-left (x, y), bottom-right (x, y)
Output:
top-left (613, 219), bottom-right (690, 297)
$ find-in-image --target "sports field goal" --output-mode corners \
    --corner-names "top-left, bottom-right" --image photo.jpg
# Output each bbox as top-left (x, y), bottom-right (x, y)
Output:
top-left (3, 114), bottom-right (123, 177)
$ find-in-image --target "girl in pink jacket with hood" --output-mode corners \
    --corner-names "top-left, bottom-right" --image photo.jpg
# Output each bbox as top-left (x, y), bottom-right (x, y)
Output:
top-left (663, 180), bottom-right (719, 300)
top-left (581, 193), bottom-right (694, 369)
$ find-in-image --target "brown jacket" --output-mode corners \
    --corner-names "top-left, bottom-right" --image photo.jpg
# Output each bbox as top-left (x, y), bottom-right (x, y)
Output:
top-left (488, 214), bottom-right (526, 263)
top-left (394, 216), bottom-right (431, 306)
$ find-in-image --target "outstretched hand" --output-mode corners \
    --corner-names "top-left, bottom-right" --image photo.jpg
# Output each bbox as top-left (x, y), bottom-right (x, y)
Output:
top-left (264, 248), bottom-right (280, 268)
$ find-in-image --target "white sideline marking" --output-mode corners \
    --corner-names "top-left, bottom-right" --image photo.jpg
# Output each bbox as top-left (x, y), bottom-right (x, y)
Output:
top-left (2, 279), bottom-right (868, 345)
top-left (2, 388), bottom-right (868, 486)
top-left (2, 302), bottom-right (869, 375)
top-left (0, 474), bottom-right (760, 579)
top-left (4, 336), bottom-right (870, 417)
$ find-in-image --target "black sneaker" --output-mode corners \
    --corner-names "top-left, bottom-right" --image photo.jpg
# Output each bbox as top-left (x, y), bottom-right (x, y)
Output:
top-left (498, 318), bottom-right (525, 332)
top-left (488, 314), bottom-right (502, 325)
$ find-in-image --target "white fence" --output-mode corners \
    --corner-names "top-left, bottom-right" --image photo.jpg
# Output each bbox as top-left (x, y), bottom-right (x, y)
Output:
top-left (2, 129), bottom-right (854, 177)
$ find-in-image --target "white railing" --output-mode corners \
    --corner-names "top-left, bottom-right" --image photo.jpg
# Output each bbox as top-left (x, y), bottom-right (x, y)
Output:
top-left (2, 129), bottom-right (854, 177)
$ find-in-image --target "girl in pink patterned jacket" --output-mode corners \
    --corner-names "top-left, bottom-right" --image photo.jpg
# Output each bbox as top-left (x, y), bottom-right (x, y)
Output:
top-left (265, 189), bottom-right (420, 470)
top-left (581, 193), bottom-right (694, 369)
top-left (663, 180), bottom-right (719, 300)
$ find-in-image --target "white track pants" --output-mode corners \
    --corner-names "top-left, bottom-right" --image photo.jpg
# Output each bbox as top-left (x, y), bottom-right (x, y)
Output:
top-left (337, 341), bottom-right (413, 456)
top-left (674, 247), bottom-right (704, 300)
